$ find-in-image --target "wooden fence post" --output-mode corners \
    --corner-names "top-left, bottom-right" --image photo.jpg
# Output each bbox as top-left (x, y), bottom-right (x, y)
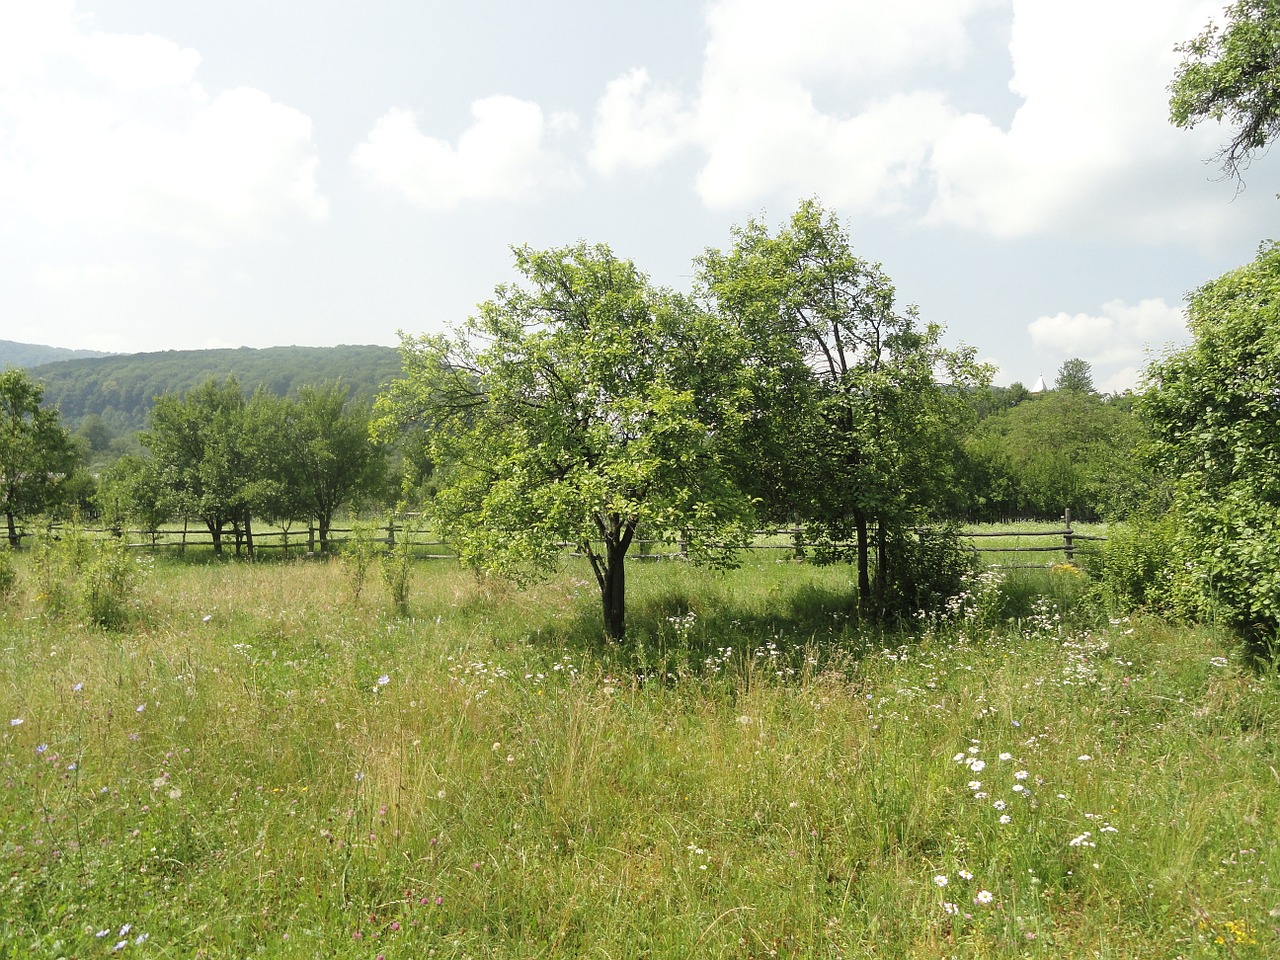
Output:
top-left (1063, 508), bottom-right (1074, 564)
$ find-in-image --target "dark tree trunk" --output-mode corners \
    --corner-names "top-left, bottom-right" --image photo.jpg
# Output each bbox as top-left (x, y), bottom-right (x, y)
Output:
top-left (5, 511), bottom-right (17, 548)
top-left (874, 520), bottom-right (888, 611)
top-left (209, 520), bottom-right (223, 557)
top-left (319, 515), bottom-right (331, 554)
top-left (853, 508), bottom-right (871, 614)
top-left (600, 540), bottom-right (628, 641)
top-left (243, 510), bottom-right (255, 561)
top-left (585, 513), bottom-right (637, 642)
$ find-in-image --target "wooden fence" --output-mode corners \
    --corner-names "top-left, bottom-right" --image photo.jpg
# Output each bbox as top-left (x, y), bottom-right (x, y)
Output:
top-left (13, 510), bottom-right (1102, 569)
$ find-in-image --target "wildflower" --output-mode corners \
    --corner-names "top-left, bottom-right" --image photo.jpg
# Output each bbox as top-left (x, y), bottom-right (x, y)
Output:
top-left (968, 759), bottom-right (986, 773)
top-left (136, 704), bottom-right (145, 713)
top-left (8, 718), bottom-right (21, 726)
top-left (934, 875), bottom-right (949, 887)
top-left (72, 682), bottom-right (83, 692)
top-left (999, 752), bottom-right (1013, 761)
top-left (943, 902), bottom-right (959, 915)
top-left (993, 799), bottom-right (1006, 811)
top-left (1014, 770), bottom-right (1028, 780)
top-left (1077, 754), bottom-right (1092, 762)
top-left (96, 929), bottom-right (109, 938)
top-left (1012, 784), bottom-right (1025, 793)
top-left (958, 869), bottom-right (974, 880)
top-left (999, 814), bottom-right (1012, 824)
top-left (967, 780), bottom-right (981, 791)
top-left (35, 744), bottom-right (47, 754)
top-left (114, 941), bottom-right (127, 952)
top-left (974, 890), bottom-right (994, 905)
top-left (377, 675), bottom-right (390, 686)
top-left (354, 772), bottom-right (364, 782)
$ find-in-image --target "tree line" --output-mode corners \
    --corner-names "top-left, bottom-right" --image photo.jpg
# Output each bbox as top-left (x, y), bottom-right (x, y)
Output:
top-left (2, 373), bottom-right (388, 556)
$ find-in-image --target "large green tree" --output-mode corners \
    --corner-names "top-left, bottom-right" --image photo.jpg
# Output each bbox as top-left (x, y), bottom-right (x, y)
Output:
top-left (0, 369), bottom-right (80, 546)
top-left (1141, 242), bottom-right (1280, 644)
top-left (375, 243), bottom-right (756, 640)
top-left (1170, 0), bottom-right (1280, 180)
top-left (700, 200), bottom-right (990, 617)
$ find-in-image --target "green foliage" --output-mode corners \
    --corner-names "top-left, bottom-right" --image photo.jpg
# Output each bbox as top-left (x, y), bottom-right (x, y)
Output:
top-left (965, 390), bottom-right (1150, 521)
top-left (699, 199), bottom-right (991, 618)
top-left (381, 522), bottom-right (415, 618)
top-left (1169, 0), bottom-right (1280, 180)
top-left (376, 242), bottom-right (758, 640)
top-left (343, 518), bottom-right (385, 604)
top-left (1082, 517), bottom-right (1182, 616)
top-left (139, 377), bottom-right (254, 555)
top-left (279, 383), bottom-right (389, 552)
top-left (0, 368), bottom-right (81, 546)
top-left (1055, 357), bottom-right (1095, 394)
top-left (30, 521), bottom-right (147, 628)
top-left (28, 344), bottom-right (402, 434)
top-left (876, 524), bottom-right (979, 620)
top-left (1141, 242), bottom-right (1280, 647)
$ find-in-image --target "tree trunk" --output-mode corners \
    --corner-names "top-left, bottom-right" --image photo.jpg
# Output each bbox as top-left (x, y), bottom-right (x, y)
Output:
top-left (209, 521), bottom-right (223, 557)
top-left (600, 540), bottom-right (628, 642)
top-left (853, 508), bottom-right (871, 614)
top-left (585, 514), bottom-right (636, 642)
top-left (5, 511), bottom-right (17, 548)
top-left (244, 509), bottom-right (255, 561)
top-left (873, 520), bottom-right (888, 612)
top-left (319, 515), bottom-right (330, 554)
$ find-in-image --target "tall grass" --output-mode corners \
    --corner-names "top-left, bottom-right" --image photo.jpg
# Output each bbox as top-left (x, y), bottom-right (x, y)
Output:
top-left (0, 553), bottom-right (1276, 958)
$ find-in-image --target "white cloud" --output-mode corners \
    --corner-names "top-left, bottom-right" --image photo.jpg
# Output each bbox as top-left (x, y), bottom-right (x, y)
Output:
top-left (589, 68), bottom-right (694, 176)
top-left (1028, 297), bottom-right (1189, 371)
top-left (588, 0), bottom-right (1239, 239)
top-left (0, 1), bottom-right (327, 244)
top-left (925, 0), bottom-right (1226, 238)
top-left (352, 97), bottom-right (580, 211)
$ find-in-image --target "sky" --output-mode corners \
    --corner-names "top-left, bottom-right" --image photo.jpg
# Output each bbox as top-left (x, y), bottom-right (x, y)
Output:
top-left (2, 0), bottom-right (1277, 392)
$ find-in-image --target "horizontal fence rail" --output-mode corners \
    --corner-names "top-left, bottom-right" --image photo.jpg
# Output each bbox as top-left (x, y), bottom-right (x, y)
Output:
top-left (11, 511), bottom-right (1103, 569)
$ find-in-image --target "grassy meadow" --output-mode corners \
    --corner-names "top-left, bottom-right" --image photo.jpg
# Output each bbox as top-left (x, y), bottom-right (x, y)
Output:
top-left (1, 546), bottom-right (1278, 958)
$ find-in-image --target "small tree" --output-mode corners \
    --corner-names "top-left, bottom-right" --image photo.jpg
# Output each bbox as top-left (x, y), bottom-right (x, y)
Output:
top-left (375, 243), bottom-right (756, 640)
top-left (700, 200), bottom-right (990, 617)
top-left (1055, 358), bottom-right (1096, 394)
top-left (280, 383), bottom-right (388, 553)
top-left (0, 369), bottom-right (80, 547)
top-left (140, 377), bottom-right (253, 557)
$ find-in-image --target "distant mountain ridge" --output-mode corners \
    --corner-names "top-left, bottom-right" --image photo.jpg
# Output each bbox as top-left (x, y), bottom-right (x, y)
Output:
top-left (1, 339), bottom-right (115, 367)
top-left (26, 343), bottom-right (403, 432)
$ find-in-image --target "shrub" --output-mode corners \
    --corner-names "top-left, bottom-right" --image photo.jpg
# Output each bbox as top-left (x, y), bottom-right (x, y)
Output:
top-left (31, 521), bottom-right (147, 629)
top-left (1082, 517), bottom-right (1180, 617)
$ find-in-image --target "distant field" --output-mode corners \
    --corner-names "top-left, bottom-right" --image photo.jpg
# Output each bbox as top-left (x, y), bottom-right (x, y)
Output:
top-left (2, 550), bottom-right (1275, 958)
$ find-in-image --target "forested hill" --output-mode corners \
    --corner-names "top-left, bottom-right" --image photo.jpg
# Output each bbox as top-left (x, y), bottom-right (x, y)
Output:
top-left (0, 339), bottom-right (114, 367)
top-left (28, 344), bottom-right (402, 432)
